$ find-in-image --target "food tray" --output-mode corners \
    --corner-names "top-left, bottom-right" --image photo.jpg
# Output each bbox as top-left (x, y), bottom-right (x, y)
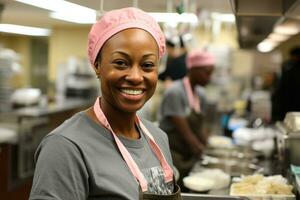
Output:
top-left (230, 185), bottom-right (296, 200)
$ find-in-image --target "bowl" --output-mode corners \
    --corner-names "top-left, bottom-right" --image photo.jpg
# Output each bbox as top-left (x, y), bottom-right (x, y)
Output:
top-left (183, 176), bottom-right (214, 192)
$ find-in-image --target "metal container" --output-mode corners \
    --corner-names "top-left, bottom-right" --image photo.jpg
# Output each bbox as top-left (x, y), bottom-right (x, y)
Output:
top-left (204, 147), bottom-right (260, 161)
top-left (193, 156), bottom-right (262, 177)
top-left (196, 146), bottom-right (263, 177)
top-left (18, 117), bottom-right (50, 178)
top-left (284, 112), bottom-right (300, 132)
top-left (276, 112), bottom-right (300, 174)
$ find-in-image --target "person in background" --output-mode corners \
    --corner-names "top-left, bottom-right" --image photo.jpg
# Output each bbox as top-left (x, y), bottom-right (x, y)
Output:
top-left (29, 7), bottom-right (182, 200)
top-left (272, 46), bottom-right (300, 122)
top-left (159, 49), bottom-right (215, 190)
top-left (138, 36), bottom-right (188, 122)
top-left (159, 35), bottom-right (187, 88)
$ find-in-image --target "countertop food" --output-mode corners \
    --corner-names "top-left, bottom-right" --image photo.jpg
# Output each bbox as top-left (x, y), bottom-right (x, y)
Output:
top-left (208, 135), bottom-right (233, 149)
top-left (230, 174), bottom-right (294, 199)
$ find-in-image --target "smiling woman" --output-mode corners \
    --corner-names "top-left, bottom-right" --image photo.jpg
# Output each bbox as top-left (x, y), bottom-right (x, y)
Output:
top-left (97, 28), bottom-right (159, 114)
top-left (29, 7), bottom-right (182, 200)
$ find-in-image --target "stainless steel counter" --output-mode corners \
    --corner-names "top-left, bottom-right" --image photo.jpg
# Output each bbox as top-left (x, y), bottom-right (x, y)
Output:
top-left (0, 97), bottom-right (93, 144)
top-left (185, 146), bottom-right (283, 198)
top-left (9, 97), bottom-right (94, 117)
top-left (0, 97), bottom-right (94, 192)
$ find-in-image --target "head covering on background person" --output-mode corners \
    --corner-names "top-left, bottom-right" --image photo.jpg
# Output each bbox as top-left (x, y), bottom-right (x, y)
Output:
top-left (186, 49), bottom-right (215, 69)
top-left (87, 7), bottom-right (166, 66)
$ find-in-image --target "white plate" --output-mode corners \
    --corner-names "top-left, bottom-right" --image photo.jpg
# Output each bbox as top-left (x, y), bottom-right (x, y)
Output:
top-left (190, 169), bottom-right (231, 190)
top-left (183, 176), bottom-right (214, 192)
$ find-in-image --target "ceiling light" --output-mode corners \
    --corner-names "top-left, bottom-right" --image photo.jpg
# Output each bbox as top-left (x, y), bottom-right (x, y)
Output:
top-left (0, 24), bottom-right (51, 36)
top-left (274, 25), bottom-right (300, 35)
top-left (16, 0), bottom-right (60, 11)
top-left (50, 12), bottom-right (96, 24)
top-left (257, 39), bottom-right (278, 53)
top-left (211, 13), bottom-right (235, 23)
top-left (268, 33), bottom-right (290, 42)
top-left (15, 0), bottom-right (95, 13)
top-left (149, 12), bottom-right (198, 25)
top-left (16, 0), bottom-right (197, 25)
top-left (16, 0), bottom-right (97, 24)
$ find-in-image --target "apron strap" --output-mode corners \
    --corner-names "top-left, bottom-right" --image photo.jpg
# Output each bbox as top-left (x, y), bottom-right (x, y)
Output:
top-left (136, 118), bottom-right (173, 182)
top-left (93, 97), bottom-right (173, 192)
top-left (183, 76), bottom-right (201, 113)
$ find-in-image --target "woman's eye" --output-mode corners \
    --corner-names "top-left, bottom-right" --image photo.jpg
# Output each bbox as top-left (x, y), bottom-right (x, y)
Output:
top-left (142, 62), bottom-right (155, 69)
top-left (113, 60), bottom-right (127, 67)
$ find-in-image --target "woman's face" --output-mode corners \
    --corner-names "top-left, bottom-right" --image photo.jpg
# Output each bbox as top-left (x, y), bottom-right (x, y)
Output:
top-left (96, 28), bottom-right (159, 113)
top-left (190, 66), bottom-right (214, 86)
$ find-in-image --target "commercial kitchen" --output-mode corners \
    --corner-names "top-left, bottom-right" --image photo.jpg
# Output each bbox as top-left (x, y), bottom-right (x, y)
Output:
top-left (1, 0), bottom-right (300, 199)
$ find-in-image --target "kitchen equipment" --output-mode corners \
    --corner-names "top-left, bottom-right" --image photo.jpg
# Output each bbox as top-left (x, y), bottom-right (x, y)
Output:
top-left (18, 117), bottom-right (49, 178)
top-left (11, 88), bottom-right (41, 107)
top-left (194, 156), bottom-right (262, 177)
top-left (0, 126), bottom-right (18, 144)
top-left (204, 146), bottom-right (260, 161)
top-left (0, 49), bottom-right (19, 112)
top-left (58, 56), bottom-right (98, 99)
top-left (283, 112), bottom-right (300, 132)
top-left (65, 73), bottom-right (97, 98)
top-left (276, 112), bottom-right (300, 175)
top-left (198, 145), bottom-right (263, 177)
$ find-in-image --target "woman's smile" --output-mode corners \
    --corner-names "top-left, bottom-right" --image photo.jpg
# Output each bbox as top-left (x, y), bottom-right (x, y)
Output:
top-left (119, 88), bottom-right (145, 101)
top-left (120, 88), bottom-right (144, 95)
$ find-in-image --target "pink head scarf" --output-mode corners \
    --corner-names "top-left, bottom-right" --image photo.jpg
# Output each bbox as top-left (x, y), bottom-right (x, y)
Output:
top-left (87, 7), bottom-right (166, 65)
top-left (186, 49), bottom-right (215, 69)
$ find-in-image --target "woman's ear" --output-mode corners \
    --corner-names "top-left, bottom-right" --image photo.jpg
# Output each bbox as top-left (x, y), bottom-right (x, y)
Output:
top-left (94, 61), bottom-right (99, 69)
top-left (94, 62), bottom-right (101, 78)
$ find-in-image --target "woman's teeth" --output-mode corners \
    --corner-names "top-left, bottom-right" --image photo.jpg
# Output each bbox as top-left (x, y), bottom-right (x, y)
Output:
top-left (121, 89), bottom-right (143, 95)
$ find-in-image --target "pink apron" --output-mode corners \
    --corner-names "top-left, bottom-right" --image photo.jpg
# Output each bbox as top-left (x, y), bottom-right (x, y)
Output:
top-left (93, 98), bottom-right (181, 199)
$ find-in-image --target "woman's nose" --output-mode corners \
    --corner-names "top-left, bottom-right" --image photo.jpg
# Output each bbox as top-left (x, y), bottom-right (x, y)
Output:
top-left (125, 65), bottom-right (143, 83)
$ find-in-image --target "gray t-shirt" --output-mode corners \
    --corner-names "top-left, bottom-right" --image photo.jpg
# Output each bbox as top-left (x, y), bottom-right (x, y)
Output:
top-left (29, 112), bottom-right (174, 200)
top-left (159, 79), bottom-right (206, 132)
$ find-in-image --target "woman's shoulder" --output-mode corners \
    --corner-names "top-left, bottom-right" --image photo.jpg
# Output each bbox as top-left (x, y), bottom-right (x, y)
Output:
top-left (163, 80), bottom-right (185, 98)
top-left (43, 111), bottom-right (109, 146)
top-left (38, 112), bottom-right (90, 147)
top-left (50, 111), bottom-right (94, 135)
top-left (166, 80), bottom-right (184, 91)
